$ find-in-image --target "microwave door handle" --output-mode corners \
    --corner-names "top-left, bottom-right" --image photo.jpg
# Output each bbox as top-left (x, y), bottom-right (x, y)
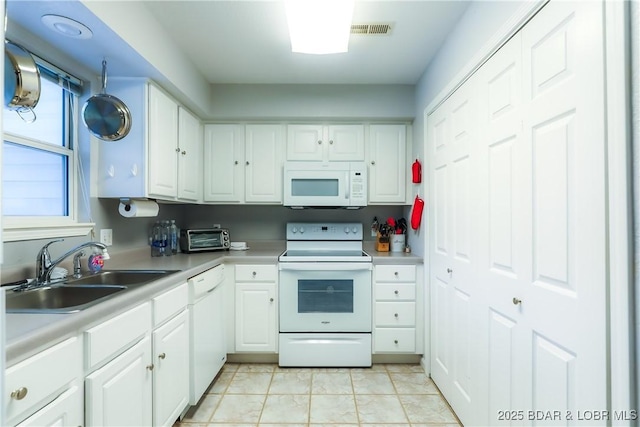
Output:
top-left (345, 172), bottom-right (349, 200)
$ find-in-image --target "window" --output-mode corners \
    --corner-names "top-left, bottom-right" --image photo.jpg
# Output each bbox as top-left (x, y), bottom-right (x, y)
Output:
top-left (2, 56), bottom-right (93, 241)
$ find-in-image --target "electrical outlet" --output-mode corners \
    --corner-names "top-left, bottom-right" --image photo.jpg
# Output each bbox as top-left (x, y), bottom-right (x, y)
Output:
top-left (100, 229), bottom-right (113, 246)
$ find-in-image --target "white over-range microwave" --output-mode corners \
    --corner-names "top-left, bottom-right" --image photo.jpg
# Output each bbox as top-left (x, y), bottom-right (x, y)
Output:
top-left (283, 161), bottom-right (367, 208)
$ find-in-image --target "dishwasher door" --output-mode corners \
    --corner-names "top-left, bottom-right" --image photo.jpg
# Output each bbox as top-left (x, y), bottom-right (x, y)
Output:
top-left (189, 266), bottom-right (226, 405)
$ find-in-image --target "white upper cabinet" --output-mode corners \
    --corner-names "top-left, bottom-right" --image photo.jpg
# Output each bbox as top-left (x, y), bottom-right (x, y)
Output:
top-left (368, 124), bottom-right (408, 204)
top-left (203, 124), bottom-right (245, 203)
top-left (177, 107), bottom-right (203, 202)
top-left (287, 124), bottom-right (364, 161)
top-left (203, 124), bottom-right (284, 204)
top-left (147, 85), bottom-right (179, 199)
top-left (245, 124), bottom-right (285, 203)
top-left (97, 80), bottom-right (203, 202)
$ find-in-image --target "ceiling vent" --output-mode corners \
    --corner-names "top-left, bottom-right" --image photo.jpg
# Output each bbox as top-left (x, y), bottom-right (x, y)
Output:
top-left (351, 23), bottom-right (392, 35)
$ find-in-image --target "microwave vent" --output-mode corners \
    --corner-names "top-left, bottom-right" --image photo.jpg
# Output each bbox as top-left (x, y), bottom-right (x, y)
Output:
top-left (351, 23), bottom-right (392, 35)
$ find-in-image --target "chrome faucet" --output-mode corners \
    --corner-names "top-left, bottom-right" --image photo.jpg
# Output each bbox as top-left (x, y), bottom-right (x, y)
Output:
top-left (36, 239), bottom-right (109, 285)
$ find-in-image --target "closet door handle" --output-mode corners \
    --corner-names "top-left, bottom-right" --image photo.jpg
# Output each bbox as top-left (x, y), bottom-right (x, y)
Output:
top-left (512, 297), bottom-right (522, 305)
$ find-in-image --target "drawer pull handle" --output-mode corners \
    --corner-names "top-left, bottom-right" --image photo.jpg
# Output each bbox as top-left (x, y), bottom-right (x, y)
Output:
top-left (10, 387), bottom-right (28, 400)
top-left (394, 271), bottom-right (399, 276)
top-left (146, 364), bottom-right (155, 371)
top-left (252, 271), bottom-right (257, 277)
top-left (159, 353), bottom-right (166, 360)
top-left (394, 290), bottom-right (399, 295)
top-left (513, 297), bottom-right (522, 305)
top-left (394, 340), bottom-right (399, 344)
top-left (447, 268), bottom-right (453, 273)
top-left (394, 313), bottom-right (399, 318)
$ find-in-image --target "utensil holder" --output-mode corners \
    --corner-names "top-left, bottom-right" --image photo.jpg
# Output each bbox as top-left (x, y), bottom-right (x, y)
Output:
top-left (390, 234), bottom-right (405, 252)
top-left (376, 233), bottom-right (390, 252)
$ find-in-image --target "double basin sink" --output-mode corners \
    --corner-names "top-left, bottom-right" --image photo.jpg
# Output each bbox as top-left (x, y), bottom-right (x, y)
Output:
top-left (5, 270), bottom-right (179, 314)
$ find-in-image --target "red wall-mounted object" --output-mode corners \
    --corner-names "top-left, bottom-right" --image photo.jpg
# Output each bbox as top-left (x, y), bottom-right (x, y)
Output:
top-left (411, 195), bottom-right (424, 230)
top-left (412, 159), bottom-right (422, 183)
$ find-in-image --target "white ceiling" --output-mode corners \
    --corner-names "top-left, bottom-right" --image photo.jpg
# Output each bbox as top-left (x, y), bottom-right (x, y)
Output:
top-left (143, 1), bottom-right (470, 85)
top-left (6, 1), bottom-right (470, 87)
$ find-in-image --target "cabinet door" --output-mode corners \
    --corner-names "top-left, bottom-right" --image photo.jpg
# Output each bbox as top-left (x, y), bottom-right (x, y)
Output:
top-left (203, 124), bottom-right (245, 202)
top-left (177, 107), bottom-right (202, 202)
top-left (235, 283), bottom-right (277, 352)
top-left (148, 85), bottom-right (179, 199)
top-left (287, 124), bottom-right (324, 160)
top-left (152, 310), bottom-right (190, 427)
top-left (368, 124), bottom-right (407, 203)
top-left (85, 337), bottom-right (152, 427)
top-left (17, 385), bottom-right (83, 427)
top-left (245, 124), bottom-right (284, 203)
top-left (327, 125), bottom-right (364, 161)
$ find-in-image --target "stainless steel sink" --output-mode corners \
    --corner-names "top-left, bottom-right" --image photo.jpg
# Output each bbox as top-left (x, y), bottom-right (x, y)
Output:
top-left (5, 285), bottom-right (126, 313)
top-left (65, 269), bottom-right (178, 287)
top-left (5, 270), bottom-right (179, 313)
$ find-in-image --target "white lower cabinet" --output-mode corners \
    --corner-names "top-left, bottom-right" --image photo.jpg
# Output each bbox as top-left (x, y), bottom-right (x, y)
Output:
top-left (373, 265), bottom-right (420, 353)
top-left (235, 264), bottom-right (278, 352)
top-left (85, 336), bottom-right (153, 426)
top-left (152, 310), bottom-right (190, 427)
top-left (5, 337), bottom-right (82, 427)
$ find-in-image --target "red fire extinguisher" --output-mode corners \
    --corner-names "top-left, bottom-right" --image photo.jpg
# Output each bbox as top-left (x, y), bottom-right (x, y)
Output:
top-left (412, 159), bottom-right (422, 183)
top-left (411, 195), bottom-right (424, 230)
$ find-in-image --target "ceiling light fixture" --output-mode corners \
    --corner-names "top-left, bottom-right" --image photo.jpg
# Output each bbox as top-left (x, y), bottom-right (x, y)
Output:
top-left (285, 0), bottom-right (354, 55)
top-left (41, 15), bottom-right (93, 39)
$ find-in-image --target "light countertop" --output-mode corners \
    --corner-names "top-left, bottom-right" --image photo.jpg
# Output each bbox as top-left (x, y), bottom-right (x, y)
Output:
top-left (5, 240), bottom-right (422, 365)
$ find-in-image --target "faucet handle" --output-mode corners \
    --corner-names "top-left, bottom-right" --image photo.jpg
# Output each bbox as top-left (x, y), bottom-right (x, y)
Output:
top-left (37, 239), bottom-right (64, 263)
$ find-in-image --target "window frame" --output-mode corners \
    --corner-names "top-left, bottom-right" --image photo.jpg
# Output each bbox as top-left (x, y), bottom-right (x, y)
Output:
top-left (2, 61), bottom-right (94, 242)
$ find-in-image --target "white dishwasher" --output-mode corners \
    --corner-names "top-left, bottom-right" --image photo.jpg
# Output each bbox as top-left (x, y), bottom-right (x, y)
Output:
top-left (188, 264), bottom-right (226, 405)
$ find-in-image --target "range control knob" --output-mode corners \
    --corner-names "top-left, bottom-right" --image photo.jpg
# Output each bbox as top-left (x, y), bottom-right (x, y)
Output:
top-left (299, 227), bottom-right (305, 234)
top-left (351, 227), bottom-right (358, 234)
top-left (292, 227), bottom-right (298, 233)
top-left (344, 227), bottom-right (350, 234)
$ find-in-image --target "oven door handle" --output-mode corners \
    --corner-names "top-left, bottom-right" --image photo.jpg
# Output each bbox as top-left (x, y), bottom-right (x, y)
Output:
top-left (279, 263), bottom-right (372, 271)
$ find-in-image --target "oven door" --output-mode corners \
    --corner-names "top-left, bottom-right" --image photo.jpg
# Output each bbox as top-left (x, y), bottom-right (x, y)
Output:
top-left (279, 262), bottom-right (372, 333)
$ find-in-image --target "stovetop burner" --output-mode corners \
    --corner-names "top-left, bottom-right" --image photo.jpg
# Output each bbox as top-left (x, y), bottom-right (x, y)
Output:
top-left (279, 222), bottom-right (372, 263)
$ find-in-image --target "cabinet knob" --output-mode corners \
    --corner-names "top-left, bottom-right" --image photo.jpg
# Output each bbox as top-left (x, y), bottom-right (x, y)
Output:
top-left (371, 161), bottom-right (376, 165)
top-left (175, 147), bottom-right (180, 153)
top-left (181, 150), bottom-right (187, 155)
top-left (234, 160), bottom-right (239, 165)
top-left (329, 140), bottom-right (334, 144)
top-left (158, 352), bottom-right (166, 360)
top-left (394, 313), bottom-right (399, 318)
top-left (394, 271), bottom-right (399, 277)
top-left (246, 161), bottom-right (250, 166)
top-left (512, 297), bottom-right (522, 305)
top-left (270, 297), bottom-right (274, 303)
top-left (447, 268), bottom-right (453, 273)
top-left (146, 364), bottom-right (155, 371)
top-left (10, 387), bottom-right (28, 400)
top-left (252, 271), bottom-right (257, 277)
top-left (394, 340), bottom-right (399, 344)
top-left (394, 290), bottom-right (399, 295)
top-left (317, 140), bottom-right (322, 145)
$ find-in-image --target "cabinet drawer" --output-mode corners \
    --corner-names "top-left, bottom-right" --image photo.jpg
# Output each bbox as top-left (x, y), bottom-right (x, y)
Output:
top-left (375, 283), bottom-right (416, 301)
top-left (18, 383), bottom-right (83, 427)
top-left (5, 337), bottom-right (81, 425)
top-left (85, 302), bottom-right (151, 371)
top-left (375, 302), bottom-right (416, 326)
top-left (153, 282), bottom-right (188, 327)
top-left (375, 265), bottom-right (416, 282)
top-left (235, 264), bottom-right (277, 282)
top-left (374, 328), bottom-right (416, 353)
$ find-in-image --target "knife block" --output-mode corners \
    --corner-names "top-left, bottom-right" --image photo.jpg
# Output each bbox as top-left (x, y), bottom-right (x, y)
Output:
top-left (375, 233), bottom-right (390, 252)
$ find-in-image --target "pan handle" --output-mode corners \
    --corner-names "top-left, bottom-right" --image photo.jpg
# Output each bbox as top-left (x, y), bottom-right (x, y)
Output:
top-left (101, 59), bottom-right (107, 94)
top-left (16, 107), bottom-right (36, 123)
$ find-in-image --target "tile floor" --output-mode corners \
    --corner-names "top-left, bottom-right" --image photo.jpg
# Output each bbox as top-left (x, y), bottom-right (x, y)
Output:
top-left (176, 363), bottom-right (461, 426)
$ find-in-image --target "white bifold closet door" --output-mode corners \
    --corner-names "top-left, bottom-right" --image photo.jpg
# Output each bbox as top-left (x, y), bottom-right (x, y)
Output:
top-left (429, 1), bottom-right (607, 425)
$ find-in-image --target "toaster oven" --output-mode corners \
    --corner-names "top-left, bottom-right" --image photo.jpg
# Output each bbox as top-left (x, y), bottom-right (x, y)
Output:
top-left (180, 228), bottom-right (230, 253)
